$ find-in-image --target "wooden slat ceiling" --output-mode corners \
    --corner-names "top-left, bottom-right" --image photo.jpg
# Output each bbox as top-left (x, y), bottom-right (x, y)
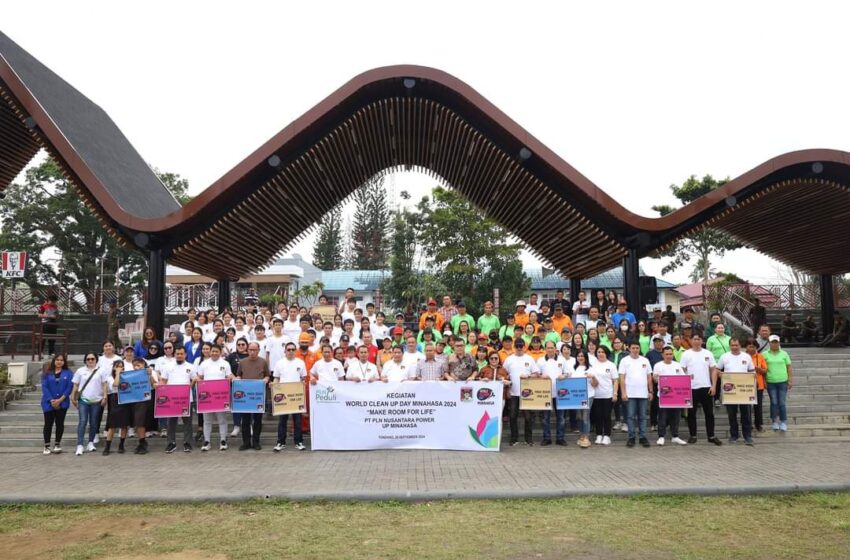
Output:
top-left (170, 97), bottom-right (628, 280)
top-left (0, 84), bottom-right (39, 189)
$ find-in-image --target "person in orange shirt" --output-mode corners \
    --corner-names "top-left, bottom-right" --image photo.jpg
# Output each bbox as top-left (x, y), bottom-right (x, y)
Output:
top-left (746, 337), bottom-right (768, 433)
top-left (550, 304), bottom-right (574, 335)
top-left (419, 299), bottom-right (445, 332)
top-left (294, 333), bottom-right (317, 433)
top-left (514, 300), bottom-right (530, 328)
top-left (498, 336), bottom-right (516, 364)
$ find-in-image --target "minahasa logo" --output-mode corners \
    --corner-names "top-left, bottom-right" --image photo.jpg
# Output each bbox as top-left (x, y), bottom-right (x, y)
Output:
top-left (156, 395), bottom-right (169, 405)
top-left (118, 382), bottom-right (130, 391)
top-left (198, 391), bottom-right (210, 401)
top-left (469, 411), bottom-right (499, 449)
top-left (315, 385), bottom-right (337, 402)
top-left (233, 390), bottom-right (246, 399)
top-left (476, 388), bottom-right (493, 401)
top-left (557, 388), bottom-right (569, 398)
top-left (273, 393), bottom-right (286, 403)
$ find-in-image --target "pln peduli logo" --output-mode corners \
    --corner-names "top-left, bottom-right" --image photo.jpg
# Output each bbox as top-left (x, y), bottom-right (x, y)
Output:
top-left (315, 385), bottom-right (337, 402)
top-left (468, 410), bottom-right (500, 449)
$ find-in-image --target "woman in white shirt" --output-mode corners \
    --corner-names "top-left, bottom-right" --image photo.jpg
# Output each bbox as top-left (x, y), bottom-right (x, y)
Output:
top-left (102, 359), bottom-right (130, 455)
top-left (571, 350), bottom-right (594, 448)
top-left (71, 352), bottom-right (107, 456)
top-left (95, 341), bottom-right (119, 441)
top-left (590, 346), bottom-right (619, 445)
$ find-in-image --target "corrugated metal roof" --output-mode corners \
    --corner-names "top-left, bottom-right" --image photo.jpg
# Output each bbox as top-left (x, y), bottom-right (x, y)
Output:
top-left (525, 267), bottom-right (677, 290)
top-left (320, 270), bottom-right (387, 291)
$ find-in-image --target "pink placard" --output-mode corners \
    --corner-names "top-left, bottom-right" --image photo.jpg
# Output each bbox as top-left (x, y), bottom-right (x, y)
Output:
top-left (658, 375), bottom-right (692, 409)
top-left (196, 379), bottom-right (231, 413)
top-left (154, 384), bottom-right (192, 418)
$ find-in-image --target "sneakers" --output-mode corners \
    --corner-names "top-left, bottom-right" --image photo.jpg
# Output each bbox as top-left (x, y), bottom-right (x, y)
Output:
top-left (526, 441), bottom-right (534, 447)
top-left (779, 422), bottom-right (788, 432)
top-left (687, 436), bottom-right (698, 444)
top-left (160, 431), bottom-right (167, 438)
top-left (728, 437), bottom-right (739, 444)
top-left (86, 442), bottom-right (96, 452)
top-left (708, 437), bottom-right (723, 446)
top-left (656, 437), bottom-right (665, 446)
top-left (612, 421), bottom-right (622, 431)
top-left (52, 444), bottom-right (63, 454)
top-left (253, 444), bottom-right (262, 451)
top-left (183, 443), bottom-right (192, 453)
top-left (128, 427), bottom-right (136, 438)
top-left (601, 436), bottom-right (611, 446)
top-left (135, 441), bottom-right (148, 455)
top-left (714, 400), bottom-right (721, 408)
top-left (201, 441), bottom-right (211, 452)
top-left (540, 440), bottom-right (552, 447)
top-left (650, 425), bottom-right (657, 432)
top-left (509, 441), bottom-right (520, 447)
top-left (219, 440), bottom-right (228, 451)
top-left (578, 438), bottom-right (590, 449)
top-left (771, 422), bottom-right (780, 431)
top-left (102, 446), bottom-right (110, 456)
top-left (43, 446), bottom-right (51, 455)
top-left (165, 443), bottom-right (177, 454)
top-left (595, 435), bottom-right (603, 445)
top-left (639, 438), bottom-right (650, 448)
top-left (555, 440), bottom-right (567, 446)
top-left (626, 438), bottom-right (636, 448)
top-left (75, 444), bottom-right (84, 456)
top-left (619, 424), bottom-right (629, 433)
top-left (295, 442), bottom-right (306, 451)
top-left (273, 443), bottom-right (286, 452)
top-left (745, 438), bottom-right (755, 446)
top-left (230, 426), bottom-right (241, 437)
top-left (93, 434), bottom-right (100, 444)
top-left (671, 437), bottom-right (688, 445)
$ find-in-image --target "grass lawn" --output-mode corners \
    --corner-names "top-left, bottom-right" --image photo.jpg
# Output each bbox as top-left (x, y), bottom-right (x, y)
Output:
top-left (0, 493), bottom-right (848, 559)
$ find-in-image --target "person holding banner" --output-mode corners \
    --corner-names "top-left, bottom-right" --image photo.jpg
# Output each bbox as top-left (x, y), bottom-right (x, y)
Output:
top-left (618, 342), bottom-right (653, 448)
top-left (71, 353), bottom-right (107, 456)
top-left (198, 345), bottom-right (233, 451)
top-left (273, 342), bottom-right (308, 451)
top-left (652, 347), bottom-right (689, 446)
top-left (717, 338), bottom-right (756, 445)
top-left (102, 360), bottom-right (130, 455)
top-left (123, 357), bottom-right (157, 454)
top-left (590, 346), bottom-right (618, 446)
top-left (235, 342), bottom-right (270, 450)
top-left (504, 338), bottom-right (540, 446)
top-left (158, 346), bottom-right (197, 453)
top-left (346, 345), bottom-right (380, 382)
top-left (310, 346), bottom-right (346, 384)
top-left (537, 341), bottom-right (572, 446)
top-left (680, 334), bottom-right (723, 446)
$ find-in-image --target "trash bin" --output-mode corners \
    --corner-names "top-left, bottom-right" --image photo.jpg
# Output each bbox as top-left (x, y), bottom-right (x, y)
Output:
top-left (7, 363), bottom-right (27, 386)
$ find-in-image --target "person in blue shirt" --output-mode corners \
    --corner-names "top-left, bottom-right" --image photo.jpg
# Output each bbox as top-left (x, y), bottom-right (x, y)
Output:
top-left (611, 300), bottom-right (637, 328)
top-left (41, 353), bottom-right (74, 455)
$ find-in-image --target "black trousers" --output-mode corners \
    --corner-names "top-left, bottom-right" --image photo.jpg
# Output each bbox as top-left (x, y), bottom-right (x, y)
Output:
top-left (241, 413), bottom-right (263, 446)
top-left (687, 387), bottom-right (716, 439)
top-left (43, 408), bottom-right (67, 444)
top-left (508, 396), bottom-right (535, 444)
top-left (753, 389), bottom-right (764, 430)
top-left (726, 404), bottom-right (753, 440)
top-left (650, 380), bottom-right (659, 426)
top-left (591, 397), bottom-right (613, 437)
top-left (41, 321), bottom-right (57, 354)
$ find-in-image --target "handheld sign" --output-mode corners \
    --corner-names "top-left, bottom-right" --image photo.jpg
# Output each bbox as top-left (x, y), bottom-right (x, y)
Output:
top-left (231, 379), bottom-right (266, 413)
top-left (154, 384), bottom-right (191, 418)
top-left (520, 377), bottom-right (552, 410)
top-left (555, 377), bottom-right (590, 410)
top-left (117, 368), bottom-right (151, 405)
top-left (720, 372), bottom-right (757, 405)
top-left (196, 379), bottom-right (231, 413)
top-left (271, 382), bottom-right (307, 415)
top-left (658, 375), bottom-right (692, 408)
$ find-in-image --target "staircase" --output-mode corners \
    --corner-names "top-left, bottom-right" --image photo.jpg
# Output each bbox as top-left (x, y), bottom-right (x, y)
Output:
top-left (1, 347), bottom-right (848, 452)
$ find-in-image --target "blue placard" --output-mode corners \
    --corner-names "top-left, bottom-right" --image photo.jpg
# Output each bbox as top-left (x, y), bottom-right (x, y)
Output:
top-left (231, 379), bottom-right (266, 413)
top-left (117, 368), bottom-right (151, 405)
top-left (555, 377), bottom-right (589, 410)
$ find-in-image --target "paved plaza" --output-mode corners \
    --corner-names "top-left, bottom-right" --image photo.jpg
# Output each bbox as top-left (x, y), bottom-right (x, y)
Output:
top-left (2, 439), bottom-right (848, 503)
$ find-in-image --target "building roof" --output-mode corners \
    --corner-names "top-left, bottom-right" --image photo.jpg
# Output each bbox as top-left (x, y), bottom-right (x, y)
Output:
top-left (319, 270), bottom-right (387, 292)
top-left (527, 268), bottom-right (677, 291)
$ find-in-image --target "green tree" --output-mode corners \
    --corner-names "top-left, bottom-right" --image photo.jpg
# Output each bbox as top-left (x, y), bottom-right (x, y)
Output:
top-left (151, 167), bottom-right (192, 205)
top-left (652, 174), bottom-right (743, 282)
top-left (312, 208), bottom-right (344, 270)
top-left (351, 175), bottom-right (389, 269)
top-left (380, 208), bottom-right (422, 311)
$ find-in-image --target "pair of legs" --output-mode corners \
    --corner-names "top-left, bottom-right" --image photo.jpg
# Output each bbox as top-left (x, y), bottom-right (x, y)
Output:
top-left (767, 382), bottom-right (788, 425)
top-left (625, 398), bottom-right (648, 441)
top-left (726, 404), bottom-right (753, 441)
top-left (43, 408), bottom-right (67, 446)
top-left (591, 398), bottom-right (613, 437)
top-left (753, 389), bottom-right (765, 431)
top-left (76, 401), bottom-right (102, 446)
top-left (541, 400), bottom-right (565, 443)
top-left (657, 407), bottom-right (681, 438)
top-left (277, 413), bottom-right (303, 445)
top-left (508, 396), bottom-right (535, 444)
top-left (167, 411), bottom-right (194, 446)
top-left (241, 413), bottom-right (263, 447)
top-left (687, 387), bottom-right (716, 439)
top-left (203, 411), bottom-right (228, 443)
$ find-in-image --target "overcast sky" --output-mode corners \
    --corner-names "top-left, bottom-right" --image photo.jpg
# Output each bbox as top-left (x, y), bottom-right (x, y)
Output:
top-left (5, 1), bottom-right (850, 284)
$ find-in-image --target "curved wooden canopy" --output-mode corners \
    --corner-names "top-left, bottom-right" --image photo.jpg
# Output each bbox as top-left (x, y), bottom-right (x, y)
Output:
top-left (2, 30), bottom-right (850, 280)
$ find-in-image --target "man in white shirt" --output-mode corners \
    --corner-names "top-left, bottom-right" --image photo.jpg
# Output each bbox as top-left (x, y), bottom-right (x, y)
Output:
top-left (382, 347), bottom-right (412, 382)
top-left (680, 334), bottom-right (722, 446)
top-left (717, 337), bottom-right (756, 446)
top-left (310, 346), bottom-right (345, 385)
top-left (282, 305), bottom-right (302, 342)
top-left (536, 341), bottom-right (572, 446)
top-left (572, 291), bottom-right (590, 326)
top-left (370, 312), bottom-right (390, 344)
top-left (158, 346), bottom-right (197, 453)
top-left (337, 288), bottom-right (355, 314)
top-left (197, 345), bottom-right (233, 452)
top-left (266, 318), bottom-right (289, 369)
top-left (272, 342), bottom-right (307, 451)
top-left (346, 346), bottom-right (380, 382)
top-left (401, 336), bottom-right (425, 368)
top-left (618, 341), bottom-right (653, 447)
top-left (526, 293), bottom-right (541, 314)
top-left (651, 346), bottom-right (688, 446)
top-left (503, 339), bottom-right (540, 446)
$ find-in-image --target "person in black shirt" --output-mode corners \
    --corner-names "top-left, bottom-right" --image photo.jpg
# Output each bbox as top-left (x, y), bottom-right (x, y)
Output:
top-left (549, 290), bottom-right (571, 318)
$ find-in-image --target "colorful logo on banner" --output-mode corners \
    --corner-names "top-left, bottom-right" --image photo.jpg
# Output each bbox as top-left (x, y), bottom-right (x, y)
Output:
top-left (231, 379), bottom-right (266, 413)
top-left (197, 379), bottom-right (231, 412)
top-left (468, 410), bottom-right (500, 448)
top-left (658, 375), bottom-right (692, 408)
top-left (154, 384), bottom-right (191, 418)
top-left (117, 369), bottom-right (151, 405)
top-left (555, 377), bottom-right (589, 410)
top-left (314, 385), bottom-right (337, 403)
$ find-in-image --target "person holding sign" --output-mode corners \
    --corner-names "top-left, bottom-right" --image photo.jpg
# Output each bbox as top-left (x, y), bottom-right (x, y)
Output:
top-left (123, 357), bottom-right (157, 455)
top-left (717, 337), bottom-right (755, 446)
top-left (158, 346), bottom-right (197, 453)
top-left (590, 346), bottom-right (618, 446)
top-left (102, 360), bottom-right (130, 455)
top-left (504, 339), bottom-right (540, 446)
top-left (235, 342), bottom-right (270, 450)
top-left (198, 345), bottom-right (233, 452)
top-left (537, 341), bottom-right (572, 446)
top-left (346, 345), bottom-right (380, 383)
top-left (652, 347), bottom-right (689, 446)
top-left (569, 350), bottom-right (594, 448)
top-left (618, 342), bottom-right (653, 448)
top-left (273, 342), bottom-right (308, 451)
top-left (71, 353), bottom-right (107, 456)
top-left (680, 334), bottom-right (723, 446)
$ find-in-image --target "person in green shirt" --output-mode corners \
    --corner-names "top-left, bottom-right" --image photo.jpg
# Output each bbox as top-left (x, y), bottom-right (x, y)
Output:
top-left (670, 334), bottom-right (684, 362)
top-left (637, 321), bottom-right (651, 356)
top-left (706, 323), bottom-right (732, 406)
top-left (498, 315), bottom-right (517, 341)
top-left (476, 301), bottom-right (501, 337)
top-left (418, 327), bottom-right (440, 346)
top-left (762, 335), bottom-right (793, 432)
top-left (542, 318), bottom-right (561, 345)
top-left (450, 302), bottom-right (475, 334)
top-left (574, 323), bottom-right (588, 345)
top-left (599, 325), bottom-right (616, 352)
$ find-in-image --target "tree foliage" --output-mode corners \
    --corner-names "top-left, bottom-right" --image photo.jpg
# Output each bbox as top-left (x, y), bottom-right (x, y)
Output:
top-left (350, 175), bottom-right (389, 269)
top-left (312, 208), bottom-right (344, 270)
top-left (380, 208), bottom-right (422, 311)
top-left (652, 174), bottom-right (743, 282)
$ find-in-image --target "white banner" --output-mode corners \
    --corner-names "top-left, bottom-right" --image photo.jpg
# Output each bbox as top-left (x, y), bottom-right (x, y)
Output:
top-left (309, 381), bottom-right (504, 452)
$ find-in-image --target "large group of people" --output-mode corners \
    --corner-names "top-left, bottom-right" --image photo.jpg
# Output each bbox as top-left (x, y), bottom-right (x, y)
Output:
top-left (39, 289), bottom-right (796, 455)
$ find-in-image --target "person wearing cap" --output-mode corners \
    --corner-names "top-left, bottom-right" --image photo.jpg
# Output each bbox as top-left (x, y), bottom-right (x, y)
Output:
top-left (612, 300), bottom-right (637, 328)
top-left (763, 334), bottom-right (793, 432)
top-left (538, 300), bottom-right (551, 320)
top-left (678, 308), bottom-right (705, 338)
top-left (503, 338), bottom-right (541, 446)
top-left (717, 337), bottom-right (756, 445)
top-left (514, 300), bottom-right (530, 328)
top-left (417, 317), bottom-right (442, 344)
top-left (550, 304), bottom-right (574, 337)
top-left (680, 333), bottom-right (723, 446)
top-left (450, 302), bottom-right (475, 334)
top-left (549, 289), bottom-right (572, 319)
top-left (392, 311), bottom-right (405, 331)
top-left (438, 295), bottom-right (458, 326)
top-left (476, 301), bottom-right (501, 336)
top-left (419, 299), bottom-right (445, 332)
top-left (678, 323), bottom-right (693, 350)
top-left (389, 326), bottom-right (404, 348)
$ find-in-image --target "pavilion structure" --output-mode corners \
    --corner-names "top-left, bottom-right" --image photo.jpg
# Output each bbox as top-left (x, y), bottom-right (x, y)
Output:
top-left (2, 30), bottom-right (849, 335)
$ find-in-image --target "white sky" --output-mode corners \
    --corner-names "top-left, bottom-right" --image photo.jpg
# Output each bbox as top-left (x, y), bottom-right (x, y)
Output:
top-left (5, 1), bottom-right (850, 284)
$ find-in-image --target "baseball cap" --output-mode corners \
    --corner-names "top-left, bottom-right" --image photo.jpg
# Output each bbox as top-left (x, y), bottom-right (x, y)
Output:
top-left (477, 333), bottom-right (488, 340)
top-left (391, 327), bottom-right (403, 335)
top-left (427, 298), bottom-right (437, 305)
top-left (516, 300), bottom-right (526, 307)
top-left (298, 333), bottom-right (312, 344)
top-left (768, 334), bottom-right (781, 342)
top-left (395, 312), bottom-right (405, 319)
top-left (457, 301), bottom-right (466, 308)
top-left (680, 322), bottom-right (693, 329)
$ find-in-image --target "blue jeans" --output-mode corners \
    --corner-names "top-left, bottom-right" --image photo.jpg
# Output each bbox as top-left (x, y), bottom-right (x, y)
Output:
top-left (542, 400), bottom-right (565, 442)
top-left (767, 382), bottom-right (788, 423)
top-left (626, 398), bottom-right (647, 440)
top-left (232, 412), bottom-right (242, 429)
top-left (580, 397), bottom-right (594, 435)
top-left (77, 401), bottom-right (103, 445)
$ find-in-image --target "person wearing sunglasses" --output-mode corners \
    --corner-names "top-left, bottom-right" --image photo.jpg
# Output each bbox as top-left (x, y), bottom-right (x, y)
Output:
top-left (71, 353), bottom-right (107, 456)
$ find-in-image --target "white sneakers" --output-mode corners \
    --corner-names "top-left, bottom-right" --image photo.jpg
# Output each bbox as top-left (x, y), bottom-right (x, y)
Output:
top-left (93, 435), bottom-right (100, 444)
top-left (594, 435), bottom-right (603, 445)
top-left (601, 436), bottom-right (611, 446)
top-left (295, 442), bottom-right (306, 451)
top-left (86, 442), bottom-right (96, 452)
top-left (230, 426), bottom-right (241, 437)
top-left (273, 443), bottom-right (285, 452)
top-left (657, 437), bottom-right (665, 446)
top-left (672, 437), bottom-right (688, 445)
top-left (201, 441), bottom-right (211, 452)
top-left (219, 440), bottom-right (228, 451)
top-left (128, 427), bottom-right (136, 438)
top-left (619, 424), bottom-right (628, 433)
top-left (75, 445), bottom-right (84, 456)
top-left (43, 446), bottom-right (51, 455)
top-left (52, 444), bottom-right (62, 454)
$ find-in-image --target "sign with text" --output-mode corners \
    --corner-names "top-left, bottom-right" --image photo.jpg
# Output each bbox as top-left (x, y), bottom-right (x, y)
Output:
top-left (231, 379), bottom-right (266, 413)
top-left (309, 381), bottom-right (503, 451)
top-left (196, 379), bottom-right (231, 413)
top-left (117, 368), bottom-right (151, 405)
top-left (721, 372), bottom-right (757, 405)
top-left (1, 251), bottom-right (26, 278)
top-left (310, 304), bottom-right (338, 325)
top-left (154, 384), bottom-right (191, 418)
top-left (658, 375), bottom-right (692, 408)
top-left (271, 382), bottom-right (306, 415)
top-left (520, 378), bottom-right (552, 410)
top-left (555, 377), bottom-right (589, 410)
